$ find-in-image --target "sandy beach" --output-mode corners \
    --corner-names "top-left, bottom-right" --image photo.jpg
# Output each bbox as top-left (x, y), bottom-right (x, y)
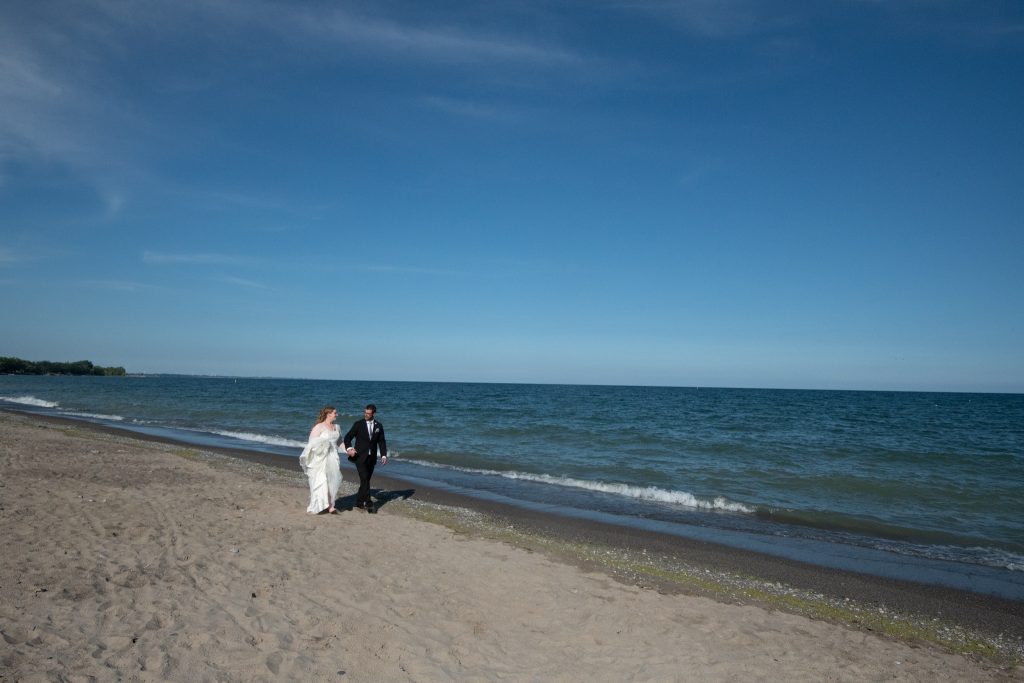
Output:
top-left (1, 410), bottom-right (1021, 682)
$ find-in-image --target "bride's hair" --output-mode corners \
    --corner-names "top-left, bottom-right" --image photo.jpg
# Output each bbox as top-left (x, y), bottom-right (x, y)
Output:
top-left (314, 405), bottom-right (336, 427)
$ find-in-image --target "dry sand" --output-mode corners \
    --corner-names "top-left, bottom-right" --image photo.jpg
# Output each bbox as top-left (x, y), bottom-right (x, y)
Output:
top-left (1, 411), bottom-right (1020, 682)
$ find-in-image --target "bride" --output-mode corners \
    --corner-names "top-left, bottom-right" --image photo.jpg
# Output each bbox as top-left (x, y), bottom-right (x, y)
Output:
top-left (299, 406), bottom-right (343, 514)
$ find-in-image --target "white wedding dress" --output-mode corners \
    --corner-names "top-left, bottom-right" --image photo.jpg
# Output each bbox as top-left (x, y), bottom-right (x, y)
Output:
top-left (299, 425), bottom-right (343, 514)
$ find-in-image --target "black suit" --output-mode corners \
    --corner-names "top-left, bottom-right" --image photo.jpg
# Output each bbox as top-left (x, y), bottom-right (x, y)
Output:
top-left (343, 418), bottom-right (387, 508)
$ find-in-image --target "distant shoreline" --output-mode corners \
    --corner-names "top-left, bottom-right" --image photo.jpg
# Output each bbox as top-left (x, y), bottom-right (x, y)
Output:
top-left (0, 356), bottom-right (126, 376)
top-left (7, 369), bottom-right (1022, 394)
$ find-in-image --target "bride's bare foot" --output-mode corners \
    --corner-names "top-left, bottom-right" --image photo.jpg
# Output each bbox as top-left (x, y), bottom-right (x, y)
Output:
top-left (328, 506), bottom-right (336, 513)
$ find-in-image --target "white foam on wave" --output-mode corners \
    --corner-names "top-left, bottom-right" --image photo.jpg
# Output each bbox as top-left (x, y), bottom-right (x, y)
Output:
top-left (512, 472), bottom-right (755, 513)
top-left (405, 459), bottom-right (754, 513)
top-left (1, 396), bottom-right (124, 421)
top-left (0, 395), bottom-right (60, 408)
top-left (209, 430), bottom-right (306, 449)
top-left (66, 410), bottom-right (125, 421)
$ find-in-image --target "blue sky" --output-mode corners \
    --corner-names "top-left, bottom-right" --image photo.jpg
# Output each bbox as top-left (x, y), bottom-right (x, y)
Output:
top-left (2, 0), bottom-right (1022, 391)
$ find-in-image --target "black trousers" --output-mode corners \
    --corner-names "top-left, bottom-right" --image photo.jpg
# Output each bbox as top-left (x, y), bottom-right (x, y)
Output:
top-left (354, 456), bottom-right (376, 506)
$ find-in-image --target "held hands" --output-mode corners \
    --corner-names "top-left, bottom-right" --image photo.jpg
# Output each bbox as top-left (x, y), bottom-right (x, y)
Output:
top-left (343, 447), bottom-right (387, 464)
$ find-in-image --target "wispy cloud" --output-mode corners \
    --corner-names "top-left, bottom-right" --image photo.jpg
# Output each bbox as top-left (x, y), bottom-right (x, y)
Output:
top-left (0, 7), bottom-right (148, 212)
top-left (244, 2), bottom-right (583, 67)
top-left (901, 11), bottom-right (1024, 47)
top-left (677, 157), bottom-right (725, 186)
top-left (620, 0), bottom-right (1024, 46)
top-left (0, 33), bottom-right (82, 165)
top-left (614, 0), bottom-right (792, 39)
top-left (0, 0), bottom-right (585, 200)
top-left (219, 275), bottom-right (271, 289)
top-left (419, 95), bottom-right (527, 123)
top-left (143, 251), bottom-right (258, 266)
top-left (80, 279), bottom-right (168, 292)
top-left (0, 244), bottom-right (78, 266)
top-left (353, 264), bottom-right (464, 277)
top-left (101, 189), bottom-right (127, 218)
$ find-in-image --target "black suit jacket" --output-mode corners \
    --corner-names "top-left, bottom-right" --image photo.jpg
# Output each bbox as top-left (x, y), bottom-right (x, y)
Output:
top-left (343, 418), bottom-right (387, 463)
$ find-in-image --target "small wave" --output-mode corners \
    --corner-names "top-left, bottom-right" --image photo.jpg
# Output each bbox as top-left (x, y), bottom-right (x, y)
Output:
top-left (506, 473), bottom-right (756, 513)
top-left (404, 459), bottom-right (754, 513)
top-left (0, 395), bottom-right (60, 408)
top-left (66, 411), bottom-right (125, 422)
top-left (208, 430), bottom-right (306, 449)
top-left (865, 541), bottom-right (1024, 573)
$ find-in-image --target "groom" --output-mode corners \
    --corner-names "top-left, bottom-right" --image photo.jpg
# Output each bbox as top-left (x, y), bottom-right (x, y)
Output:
top-left (344, 404), bottom-right (388, 513)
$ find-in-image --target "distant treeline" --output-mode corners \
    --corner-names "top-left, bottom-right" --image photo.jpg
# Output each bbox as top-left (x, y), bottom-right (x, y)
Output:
top-left (0, 357), bottom-right (126, 376)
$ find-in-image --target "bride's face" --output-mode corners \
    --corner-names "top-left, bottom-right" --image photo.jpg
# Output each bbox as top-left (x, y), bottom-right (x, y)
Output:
top-left (327, 410), bottom-right (337, 424)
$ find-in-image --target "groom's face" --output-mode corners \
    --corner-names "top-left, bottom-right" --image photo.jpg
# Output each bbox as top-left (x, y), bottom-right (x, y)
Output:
top-left (364, 409), bottom-right (375, 421)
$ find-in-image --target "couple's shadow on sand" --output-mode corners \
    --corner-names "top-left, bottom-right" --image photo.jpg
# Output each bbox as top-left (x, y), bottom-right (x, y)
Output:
top-left (324, 488), bottom-right (415, 515)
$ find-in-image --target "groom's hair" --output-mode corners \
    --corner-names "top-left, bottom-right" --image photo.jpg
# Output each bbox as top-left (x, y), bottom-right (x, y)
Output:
top-left (365, 403), bottom-right (377, 412)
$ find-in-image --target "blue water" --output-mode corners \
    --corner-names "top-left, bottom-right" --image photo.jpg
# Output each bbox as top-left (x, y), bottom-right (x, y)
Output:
top-left (3, 375), bottom-right (1022, 598)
